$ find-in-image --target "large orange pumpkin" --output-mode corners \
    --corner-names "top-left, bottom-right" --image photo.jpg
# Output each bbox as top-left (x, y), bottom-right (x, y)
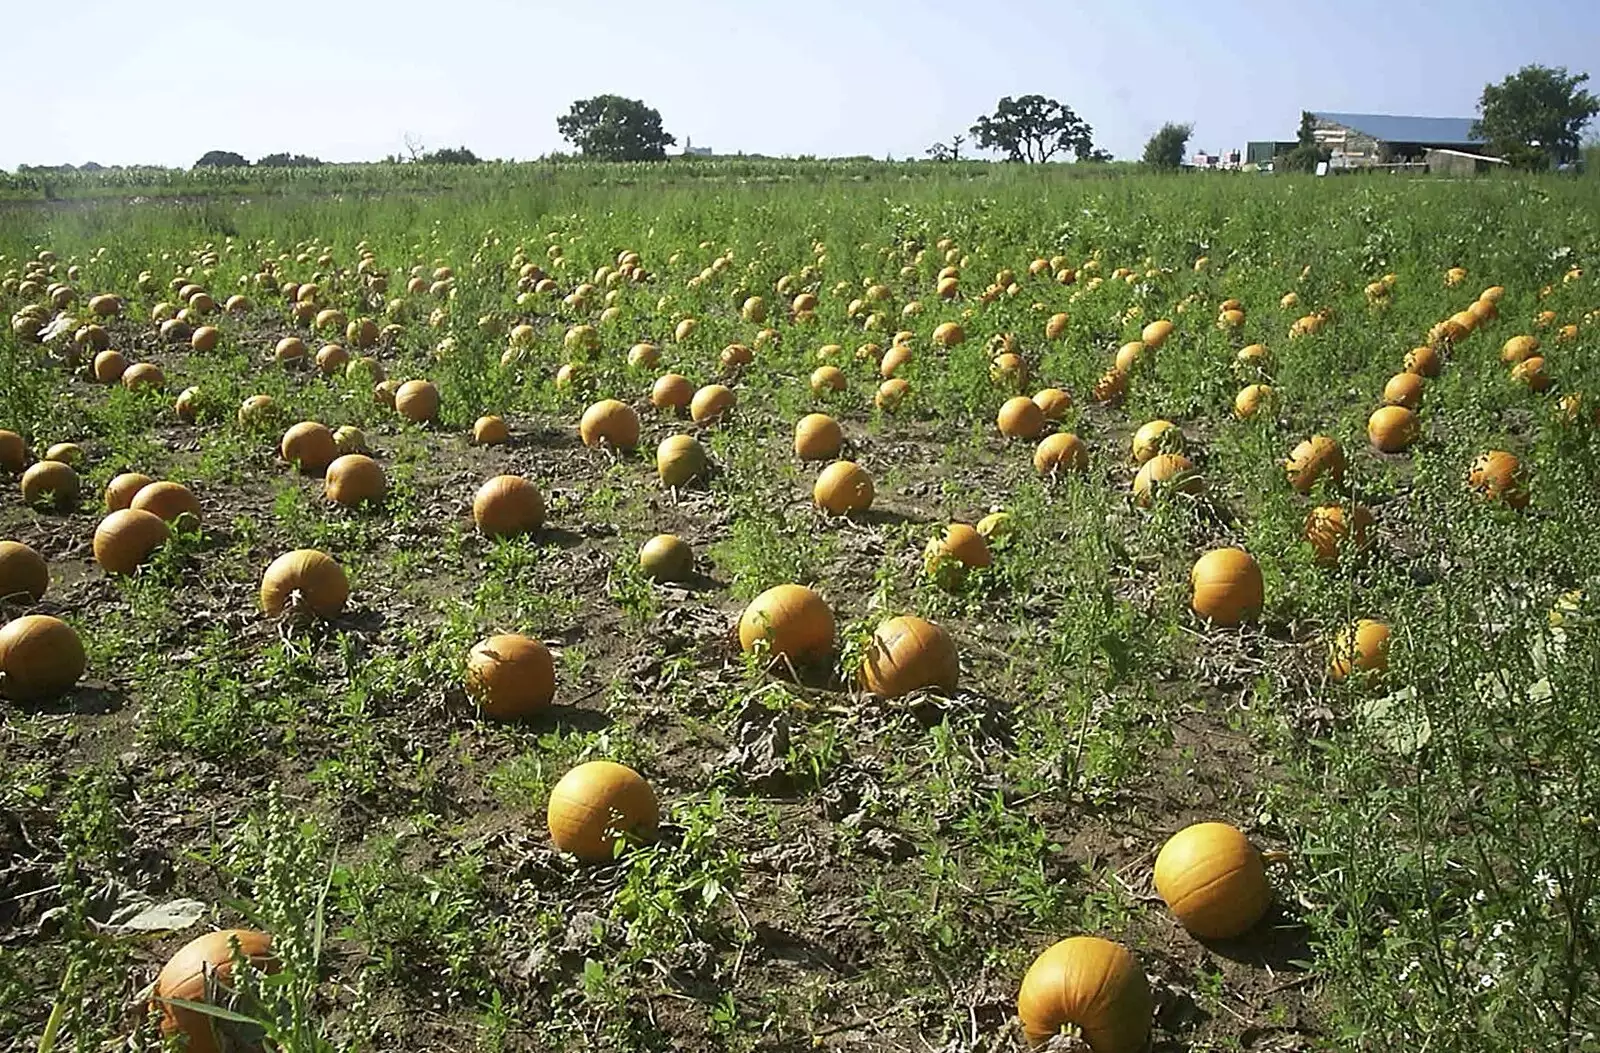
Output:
top-left (547, 761), bottom-right (659, 862)
top-left (579, 399), bottom-right (641, 448)
top-left (1330, 619), bottom-right (1391, 682)
top-left (20, 461), bottom-right (79, 509)
top-left (122, 363), bottom-right (165, 392)
top-left (923, 523), bottom-right (992, 590)
top-left (997, 396), bottom-right (1045, 439)
top-left (1190, 548), bottom-right (1263, 626)
top-left (1016, 936), bottom-right (1152, 1050)
top-left (93, 509), bottom-right (171, 575)
top-left (280, 422), bottom-right (336, 476)
top-left (1032, 388), bottom-right (1072, 420)
top-left (394, 379), bottom-right (440, 423)
top-left (325, 455), bottom-right (387, 507)
top-left (1133, 454), bottom-right (1202, 507)
top-left (1367, 405), bottom-right (1418, 452)
top-left (1501, 334), bottom-right (1540, 364)
top-left (473, 475), bottom-right (545, 537)
top-left (859, 615), bottom-right (959, 699)
top-left (0, 615), bottom-right (85, 701)
top-left (1468, 451), bottom-right (1528, 509)
top-left (875, 377), bottom-right (910, 411)
top-left (1141, 319), bottom-right (1174, 348)
top-left (1285, 435), bottom-right (1344, 494)
top-left (1304, 504), bottom-right (1374, 566)
top-left (130, 481), bottom-right (201, 527)
top-left (655, 435), bottom-right (707, 487)
top-left (651, 374), bottom-right (693, 412)
top-left (467, 634), bottom-right (555, 719)
top-left (738, 584), bottom-right (835, 663)
top-left (1131, 420), bottom-right (1182, 464)
top-left (105, 472), bottom-right (154, 511)
top-left (472, 415), bottom-right (509, 446)
top-left (0, 541), bottom-right (49, 603)
top-left (259, 549), bottom-right (348, 620)
top-left (1033, 433), bottom-right (1088, 476)
top-left (814, 461), bottom-right (874, 514)
top-left (0, 431), bottom-right (27, 473)
top-left (689, 384), bottom-right (735, 424)
top-left (1154, 822), bottom-right (1271, 940)
top-left (1404, 345), bottom-right (1441, 377)
top-left (154, 929), bottom-right (278, 1053)
top-left (1382, 372), bottom-right (1424, 409)
top-left (795, 413), bottom-right (844, 461)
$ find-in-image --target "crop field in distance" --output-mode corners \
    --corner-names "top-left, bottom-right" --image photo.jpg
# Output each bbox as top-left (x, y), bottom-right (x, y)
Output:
top-left (1, 164), bottom-right (1598, 1053)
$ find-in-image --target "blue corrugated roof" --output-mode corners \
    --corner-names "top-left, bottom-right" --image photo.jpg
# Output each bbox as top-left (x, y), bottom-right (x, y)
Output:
top-left (1313, 112), bottom-right (1484, 145)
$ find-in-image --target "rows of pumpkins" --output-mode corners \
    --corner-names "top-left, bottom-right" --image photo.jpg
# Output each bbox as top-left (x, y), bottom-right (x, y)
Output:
top-left (0, 236), bottom-right (1588, 1051)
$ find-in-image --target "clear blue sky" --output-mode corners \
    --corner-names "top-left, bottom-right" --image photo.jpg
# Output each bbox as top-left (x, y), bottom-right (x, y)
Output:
top-left (6, 0), bottom-right (1596, 168)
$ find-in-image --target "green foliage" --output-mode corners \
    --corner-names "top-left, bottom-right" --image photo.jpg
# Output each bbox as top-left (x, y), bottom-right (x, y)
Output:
top-left (1142, 122), bottom-right (1193, 169)
top-left (1474, 64), bottom-right (1600, 169)
top-left (556, 95), bottom-right (675, 161)
top-left (969, 94), bottom-right (1100, 163)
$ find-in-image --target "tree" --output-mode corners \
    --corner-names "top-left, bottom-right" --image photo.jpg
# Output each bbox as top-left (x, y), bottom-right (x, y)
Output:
top-left (194, 150), bottom-right (248, 168)
top-left (420, 146), bottom-right (481, 165)
top-left (256, 153), bottom-right (325, 167)
top-left (557, 96), bottom-right (675, 161)
top-left (925, 133), bottom-right (966, 162)
top-left (1142, 123), bottom-right (1192, 169)
top-left (969, 95), bottom-right (1098, 163)
top-left (1278, 112), bottom-right (1328, 172)
top-left (1473, 65), bottom-right (1600, 169)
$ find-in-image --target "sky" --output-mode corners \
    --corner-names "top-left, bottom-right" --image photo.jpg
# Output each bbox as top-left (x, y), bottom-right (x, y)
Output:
top-left (4, 0), bottom-right (1597, 169)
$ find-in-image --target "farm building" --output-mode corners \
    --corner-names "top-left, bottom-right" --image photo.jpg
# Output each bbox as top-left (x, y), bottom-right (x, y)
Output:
top-left (1249, 112), bottom-right (1497, 170)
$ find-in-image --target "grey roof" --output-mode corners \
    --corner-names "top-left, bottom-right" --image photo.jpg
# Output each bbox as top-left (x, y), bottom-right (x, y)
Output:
top-left (1314, 112), bottom-right (1484, 145)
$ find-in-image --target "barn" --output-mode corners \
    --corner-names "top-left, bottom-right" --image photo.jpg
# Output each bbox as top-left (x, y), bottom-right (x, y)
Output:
top-left (1307, 112), bottom-right (1489, 167)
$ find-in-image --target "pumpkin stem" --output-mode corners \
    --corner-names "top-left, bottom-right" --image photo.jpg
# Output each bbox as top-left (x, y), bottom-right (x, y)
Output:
top-left (1261, 850), bottom-right (1293, 867)
top-left (1042, 1024), bottom-right (1093, 1052)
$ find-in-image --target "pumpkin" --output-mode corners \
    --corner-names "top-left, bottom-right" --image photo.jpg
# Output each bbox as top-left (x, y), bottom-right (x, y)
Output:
top-left (1367, 405), bottom-right (1418, 452)
top-left (239, 395), bottom-right (278, 428)
top-left (875, 378), bottom-right (910, 411)
top-left (274, 336), bottom-right (307, 364)
top-left (0, 541), bottom-right (49, 603)
top-left (1016, 936), bottom-right (1152, 1051)
top-left (1468, 450), bottom-right (1528, 508)
top-left (1154, 822), bottom-right (1271, 940)
top-left (280, 422), bottom-right (336, 475)
top-left (324, 455), bottom-right (386, 507)
top-left (174, 387), bottom-right (202, 423)
top-left (1501, 335), bottom-right (1540, 364)
top-left (1304, 503), bottom-right (1374, 566)
top-left (105, 472), bottom-right (154, 511)
top-left (738, 583), bottom-right (835, 663)
top-left (1236, 343), bottom-right (1267, 366)
top-left (547, 760), bottom-right (659, 862)
top-left (810, 365), bottom-right (847, 394)
top-left (315, 343), bottom-right (349, 375)
top-left (466, 634), bottom-right (555, 718)
top-left (1285, 435), bottom-right (1344, 494)
top-left (93, 349), bottom-right (128, 383)
top-left (0, 615), bottom-right (85, 702)
top-left (1382, 372), bottom-right (1424, 409)
top-left (1133, 453), bottom-right (1201, 507)
top-left (689, 384), bottom-right (735, 424)
top-left (131, 481), bottom-right (201, 527)
top-left (923, 523), bottom-right (992, 589)
top-left (813, 460), bottom-right (874, 514)
top-left (1330, 619), bottom-right (1390, 682)
top-left (880, 343), bottom-right (912, 377)
top-left (1404, 345), bottom-right (1441, 377)
top-left (333, 426), bottom-right (367, 455)
top-left (719, 344), bottom-right (754, 372)
top-left (1113, 341), bottom-right (1144, 374)
top-left (1033, 433), bottom-right (1088, 476)
top-left (990, 352), bottom-right (1027, 386)
top-left (1091, 367), bottom-right (1128, 405)
top-left (395, 379), bottom-right (440, 423)
top-left (651, 373), bottom-right (693, 412)
top-left (1032, 388), bottom-right (1071, 420)
top-left (656, 435), bottom-right (707, 487)
top-left (473, 475), bottom-right (545, 537)
top-left (93, 508), bottom-right (172, 576)
top-left (1233, 383), bottom-right (1274, 420)
top-left (1511, 356), bottom-right (1551, 393)
top-left (795, 414), bottom-right (844, 461)
top-left (347, 356), bottom-right (385, 383)
top-left (20, 461), bottom-right (79, 509)
top-left (975, 511), bottom-right (1014, 543)
top-left (472, 415), bottom-right (509, 445)
top-left (859, 615), bottom-right (959, 699)
top-left (1190, 548), bottom-right (1263, 626)
top-left (1131, 420), bottom-right (1182, 464)
top-left (639, 534), bottom-right (693, 582)
top-left (1045, 312), bottom-right (1070, 340)
top-left (997, 396), bottom-right (1045, 439)
top-left (931, 321), bottom-right (965, 347)
top-left (628, 343), bottom-right (661, 369)
top-left (154, 929), bottom-right (278, 1053)
top-left (122, 363), bottom-right (165, 392)
top-left (579, 399), bottom-right (641, 448)
top-left (45, 443), bottom-right (83, 466)
top-left (1140, 318), bottom-right (1174, 348)
top-left (259, 549), bottom-right (349, 620)
top-left (0, 430), bottom-right (26, 473)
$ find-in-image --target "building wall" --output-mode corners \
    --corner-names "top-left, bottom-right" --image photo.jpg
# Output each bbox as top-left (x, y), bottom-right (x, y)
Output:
top-left (1313, 118), bottom-right (1383, 165)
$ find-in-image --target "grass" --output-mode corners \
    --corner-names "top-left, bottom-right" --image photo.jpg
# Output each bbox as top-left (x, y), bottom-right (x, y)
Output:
top-left (1, 164), bottom-right (1599, 1052)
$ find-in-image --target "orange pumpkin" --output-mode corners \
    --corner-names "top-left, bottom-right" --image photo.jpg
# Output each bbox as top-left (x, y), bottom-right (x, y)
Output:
top-left (280, 422), bottom-right (336, 476)
top-left (1233, 384), bottom-right (1273, 420)
top-left (93, 349), bottom-right (128, 384)
top-left (1304, 504), bottom-right (1374, 566)
top-left (20, 460), bottom-right (79, 509)
top-left (1330, 619), bottom-right (1391, 682)
top-left (1468, 451), bottom-right (1528, 509)
top-left (1501, 335), bottom-right (1540, 364)
top-left (1141, 318), bottom-right (1175, 348)
top-left (931, 321), bottom-right (965, 347)
top-left (472, 415), bottom-right (509, 445)
top-left (1031, 388), bottom-right (1071, 420)
top-left (0, 541), bottom-right (49, 603)
top-left (1131, 420), bottom-right (1182, 464)
top-left (154, 929), bottom-right (278, 1053)
top-left (859, 615), bottom-right (959, 699)
top-left (324, 455), bottom-right (387, 507)
top-left (810, 365), bottom-right (847, 394)
top-left (122, 363), bottom-right (165, 392)
top-left (1404, 345), bottom-right (1441, 377)
top-left (795, 413), bottom-right (844, 461)
top-left (547, 761), bottom-right (659, 862)
top-left (238, 395), bottom-right (278, 428)
top-left (875, 377), bottom-right (910, 411)
top-left (315, 343), bottom-right (349, 375)
top-left (467, 634), bottom-right (555, 719)
top-left (689, 384), bottom-right (735, 424)
top-left (274, 336), bottom-right (307, 364)
top-left (1190, 548), bottom-right (1263, 626)
top-left (1154, 822), bottom-right (1271, 940)
top-left (1367, 405), bottom-right (1418, 452)
top-left (93, 509), bottom-right (170, 575)
top-left (259, 549), bottom-right (349, 620)
top-left (738, 584), bottom-right (835, 663)
top-left (130, 481), bottom-right (200, 526)
top-left (1382, 372), bottom-right (1424, 409)
top-left (657, 435), bottom-right (707, 487)
top-left (580, 399), bottom-right (641, 448)
top-left (651, 373), bottom-right (694, 412)
top-left (473, 475), bottom-right (545, 537)
top-left (1033, 433), bottom-right (1088, 476)
top-left (0, 615), bottom-right (85, 701)
top-left (1091, 367), bottom-right (1128, 405)
top-left (105, 472), bottom-right (154, 511)
top-left (1133, 453), bottom-right (1201, 507)
top-left (639, 534), bottom-right (693, 582)
top-left (1285, 435), bottom-right (1344, 494)
top-left (923, 523), bottom-right (992, 589)
top-left (997, 396), bottom-right (1045, 439)
top-left (1016, 936), bottom-right (1152, 1050)
top-left (813, 460), bottom-right (874, 514)
top-left (1511, 355), bottom-right (1551, 393)
top-left (0, 430), bottom-right (26, 473)
top-left (394, 379), bottom-right (440, 423)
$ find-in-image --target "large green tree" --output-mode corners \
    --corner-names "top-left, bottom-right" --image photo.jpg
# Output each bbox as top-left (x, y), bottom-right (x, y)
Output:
top-left (1142, 122), bottom-right (1193, 169)
top-left (557, 96), bottom-right (675, 161)
top-left (1473, 65), bottom-right (1599, 168)
top-left (969, 95), bottom-right (1100, 163)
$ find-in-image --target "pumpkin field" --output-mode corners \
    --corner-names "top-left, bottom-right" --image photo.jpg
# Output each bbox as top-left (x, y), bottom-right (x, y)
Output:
top-left (1, 165), bottom-right (1599, 1052)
